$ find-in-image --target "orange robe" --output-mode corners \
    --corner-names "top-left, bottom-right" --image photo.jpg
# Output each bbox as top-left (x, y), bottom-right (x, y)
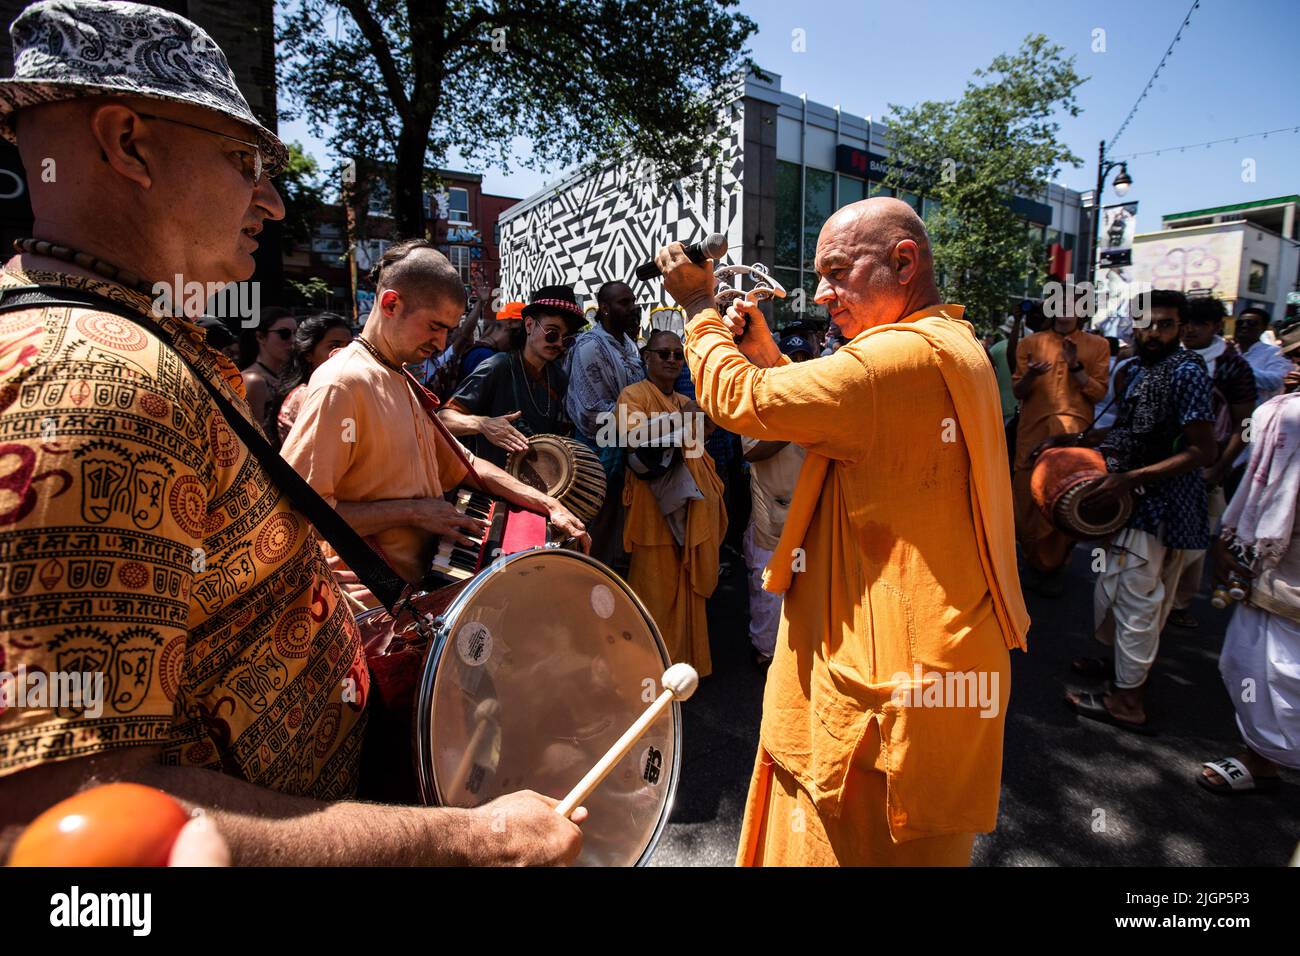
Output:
top-left (683, 304), bottom-right (1030, 866)
top-left (1011, 329), bottom-right (1110, 572)
top-left (619, 380), bottom-right (727, 678)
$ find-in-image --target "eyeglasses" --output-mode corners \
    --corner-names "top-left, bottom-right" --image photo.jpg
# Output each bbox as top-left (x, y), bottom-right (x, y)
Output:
top-left (646, 348), bottom-right (685, 361)
top-left (541, 328), bottom-right (566, 344)
top-left (138, 112), bottom-right (268, 185)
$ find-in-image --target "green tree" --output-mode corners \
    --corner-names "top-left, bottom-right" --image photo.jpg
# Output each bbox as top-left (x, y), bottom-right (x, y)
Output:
top-left (278, 0), bottom-right (760, 239)
top-left (882, 34), bottom-right (1084, 332)
top-left (286, 276), bottom-right (334, 309)
top-left (277, 141), bottom-right (330, 254)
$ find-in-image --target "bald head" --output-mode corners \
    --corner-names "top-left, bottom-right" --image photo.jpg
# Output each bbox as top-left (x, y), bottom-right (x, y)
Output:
top-left (825, 197), bottom-right (932, 261)
top-left (363, 238), bottom-right (468, 364)
top-left (812, 197), bottom-right (940, 338)
top-left (375, 240), bottom-right (465, 310)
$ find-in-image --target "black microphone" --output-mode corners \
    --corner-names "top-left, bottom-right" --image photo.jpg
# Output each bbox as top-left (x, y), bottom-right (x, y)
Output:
top-left (635, 232), bottom-right (728, 281)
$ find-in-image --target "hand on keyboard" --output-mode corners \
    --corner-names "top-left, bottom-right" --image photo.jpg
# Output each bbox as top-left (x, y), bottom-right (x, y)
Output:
top-left (412, 496), bottom-right (489, 546)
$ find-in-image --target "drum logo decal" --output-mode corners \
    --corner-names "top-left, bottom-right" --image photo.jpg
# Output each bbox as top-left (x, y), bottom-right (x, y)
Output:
top-left (642, 746), bottom-right (663, 785)
top-left (455, 622), bottom-right (492, 667)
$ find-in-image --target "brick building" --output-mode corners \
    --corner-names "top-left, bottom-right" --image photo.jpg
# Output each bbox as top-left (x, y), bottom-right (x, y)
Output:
top-left (285, 167), bottom-right (518, 322)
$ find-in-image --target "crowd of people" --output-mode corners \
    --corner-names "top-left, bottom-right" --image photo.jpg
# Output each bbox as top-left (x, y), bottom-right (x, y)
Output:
top-left (241, 271), bottom-right (833, 679)
top-left (1, 0), bottom-right (1296, 869)
top-left (987, 289), bottom-right (1300, 793)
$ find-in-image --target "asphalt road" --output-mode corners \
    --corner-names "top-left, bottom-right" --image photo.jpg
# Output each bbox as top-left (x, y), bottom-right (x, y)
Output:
top-left (651, 544), bottom-right (1299, 867)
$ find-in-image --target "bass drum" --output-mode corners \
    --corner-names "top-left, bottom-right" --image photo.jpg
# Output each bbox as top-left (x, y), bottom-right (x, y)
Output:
top-left (357, 547), bottom-right (679, 867)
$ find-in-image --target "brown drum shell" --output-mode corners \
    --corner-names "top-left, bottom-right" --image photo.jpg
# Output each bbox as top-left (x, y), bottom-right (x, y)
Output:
top-left (506, 435), bottom-right (606, 526)
top-left (356, 584), bottom-right (466, 805)
top-left (1030, 446), bottom-right (1132, 540)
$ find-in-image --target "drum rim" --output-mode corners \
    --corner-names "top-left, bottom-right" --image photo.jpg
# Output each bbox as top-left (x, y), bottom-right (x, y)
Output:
top-left (413, 545), bottom-right (682, 867)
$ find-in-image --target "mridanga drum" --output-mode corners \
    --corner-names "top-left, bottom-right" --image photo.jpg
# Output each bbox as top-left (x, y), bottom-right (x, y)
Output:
top-left (506, 435), bottom-right (606, 527)
top-left (356, 547), bottom-right (680, 866)
top-left (1031, 446), bottom-right (1132, 540)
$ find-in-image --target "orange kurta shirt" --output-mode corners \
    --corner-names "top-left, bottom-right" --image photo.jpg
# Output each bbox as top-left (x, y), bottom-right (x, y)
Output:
top-left (685, 304), bottom-right (1029, 841)
top-left (280, 339), bottom-right (472, 606)
top-left (1011, 329), bottom-right (1110, 471)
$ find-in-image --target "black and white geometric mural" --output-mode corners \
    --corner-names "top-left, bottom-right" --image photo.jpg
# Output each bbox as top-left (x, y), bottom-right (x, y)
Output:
top-left (498, 94), bottom-right (746, 313)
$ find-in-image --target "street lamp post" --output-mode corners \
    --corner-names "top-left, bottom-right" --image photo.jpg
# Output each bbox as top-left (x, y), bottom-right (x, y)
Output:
top-left (1090, 138), bottom-right (1132, 287)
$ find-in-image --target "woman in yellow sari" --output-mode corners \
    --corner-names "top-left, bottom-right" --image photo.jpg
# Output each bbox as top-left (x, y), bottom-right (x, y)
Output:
top-left (618, 331), bottom-right (727, 677)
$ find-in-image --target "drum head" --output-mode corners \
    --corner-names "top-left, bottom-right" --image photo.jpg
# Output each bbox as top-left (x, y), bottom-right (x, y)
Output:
top-left (507, 436), bottom-right (569, 497)
top-left (415, 548), bottom-right (679, 866)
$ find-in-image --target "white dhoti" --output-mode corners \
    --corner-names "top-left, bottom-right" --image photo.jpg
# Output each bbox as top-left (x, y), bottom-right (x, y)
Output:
top-left (1219, 602), bottom-right (1300, 769)
top-left (1094, 527), bottom-right (1203, 689)
top-left (742, 522), bottom-right (782, 657)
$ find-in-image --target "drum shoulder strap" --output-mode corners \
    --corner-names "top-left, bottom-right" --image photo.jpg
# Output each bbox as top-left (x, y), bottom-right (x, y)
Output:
top-left (0, 284), bottom-right (409, 612)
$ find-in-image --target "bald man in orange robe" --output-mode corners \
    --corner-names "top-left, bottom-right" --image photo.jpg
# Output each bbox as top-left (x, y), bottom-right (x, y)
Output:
top-left (655, 198), bottom-right (1030, 866)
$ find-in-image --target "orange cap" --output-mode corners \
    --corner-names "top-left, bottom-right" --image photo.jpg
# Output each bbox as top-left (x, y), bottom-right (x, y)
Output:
top-left (496, 301), bottom-right (525, 322)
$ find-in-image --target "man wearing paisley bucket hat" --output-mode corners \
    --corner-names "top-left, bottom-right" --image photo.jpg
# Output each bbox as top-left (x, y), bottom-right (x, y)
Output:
top-left (0, 0), bottom-right (583, 866)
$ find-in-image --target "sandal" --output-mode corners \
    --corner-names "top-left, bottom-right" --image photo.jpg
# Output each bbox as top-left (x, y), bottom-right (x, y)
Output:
top-left (1198, 757), bottom-right (1281, 796)
top-left (1167, 609), bottom-right (1199, 630)
top-left (1066, 690), bottom-right (1155, 735)
top-left (1070, 657), bottom-right (1115, 681)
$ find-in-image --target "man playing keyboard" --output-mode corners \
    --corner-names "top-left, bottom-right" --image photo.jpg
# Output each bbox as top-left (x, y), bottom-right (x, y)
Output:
top-left (282, 240), bottom-right (589, 608)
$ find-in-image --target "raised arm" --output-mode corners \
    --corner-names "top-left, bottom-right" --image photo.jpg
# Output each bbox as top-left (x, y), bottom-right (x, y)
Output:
top-left (684, 306), bottom-right (873, 460)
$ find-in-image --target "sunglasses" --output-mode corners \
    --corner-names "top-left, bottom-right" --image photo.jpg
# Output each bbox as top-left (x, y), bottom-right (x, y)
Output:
top-left (540, 327), bottom-right (567, 345)
top-left (646, 348), bottom-right (685, 361)
top-left (138, 112), bottom-right (269, 185)
top-left (264, 328), bottom-right (294, 341)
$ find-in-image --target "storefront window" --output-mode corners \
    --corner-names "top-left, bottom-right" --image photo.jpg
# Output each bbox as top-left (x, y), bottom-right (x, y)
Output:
top-left (922, 196), bottom-right (941, 221)
top-left (868, 182), bottom-right (894, 198)
top-left (900, 191), bottom-right (921, 214)
top-left (773, 267), bottom-right (801, 325)
top-left (775, 160), bottom-right (800, 268)
top-left (837, 174), bottom-right (866, 209)
top-left (803, 169), bottom-right (834, 269)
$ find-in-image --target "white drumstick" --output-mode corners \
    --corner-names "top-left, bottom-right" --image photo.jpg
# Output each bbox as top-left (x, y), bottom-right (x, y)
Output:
top-left (448, 699), bottom-right (500, 799)
top-left (555, 663), bottom-right (698, 819)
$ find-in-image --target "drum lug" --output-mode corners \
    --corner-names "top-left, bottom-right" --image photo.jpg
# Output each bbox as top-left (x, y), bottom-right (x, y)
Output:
top-left (411, 610), bottom-right (448, 644)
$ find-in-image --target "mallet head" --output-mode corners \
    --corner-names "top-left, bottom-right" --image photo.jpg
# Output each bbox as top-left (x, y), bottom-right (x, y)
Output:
top-left (661, 663), bottom-right (699, 702)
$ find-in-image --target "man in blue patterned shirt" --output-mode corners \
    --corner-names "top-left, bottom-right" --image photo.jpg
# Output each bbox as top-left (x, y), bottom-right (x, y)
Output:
top-left (1050, 290), bottom-right (1218, 732)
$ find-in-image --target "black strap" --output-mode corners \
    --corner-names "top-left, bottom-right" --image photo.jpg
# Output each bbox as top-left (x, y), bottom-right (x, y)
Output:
top-left (0, 284), bottom-right (408, 612)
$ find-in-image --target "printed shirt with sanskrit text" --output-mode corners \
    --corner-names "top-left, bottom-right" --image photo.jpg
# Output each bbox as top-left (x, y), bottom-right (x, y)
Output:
top-left (0, 266), bottom-right (368, 797)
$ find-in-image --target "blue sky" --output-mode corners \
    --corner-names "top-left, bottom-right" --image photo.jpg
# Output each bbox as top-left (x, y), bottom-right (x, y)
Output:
top-left (279, 0), bottom-right (1300, 228)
